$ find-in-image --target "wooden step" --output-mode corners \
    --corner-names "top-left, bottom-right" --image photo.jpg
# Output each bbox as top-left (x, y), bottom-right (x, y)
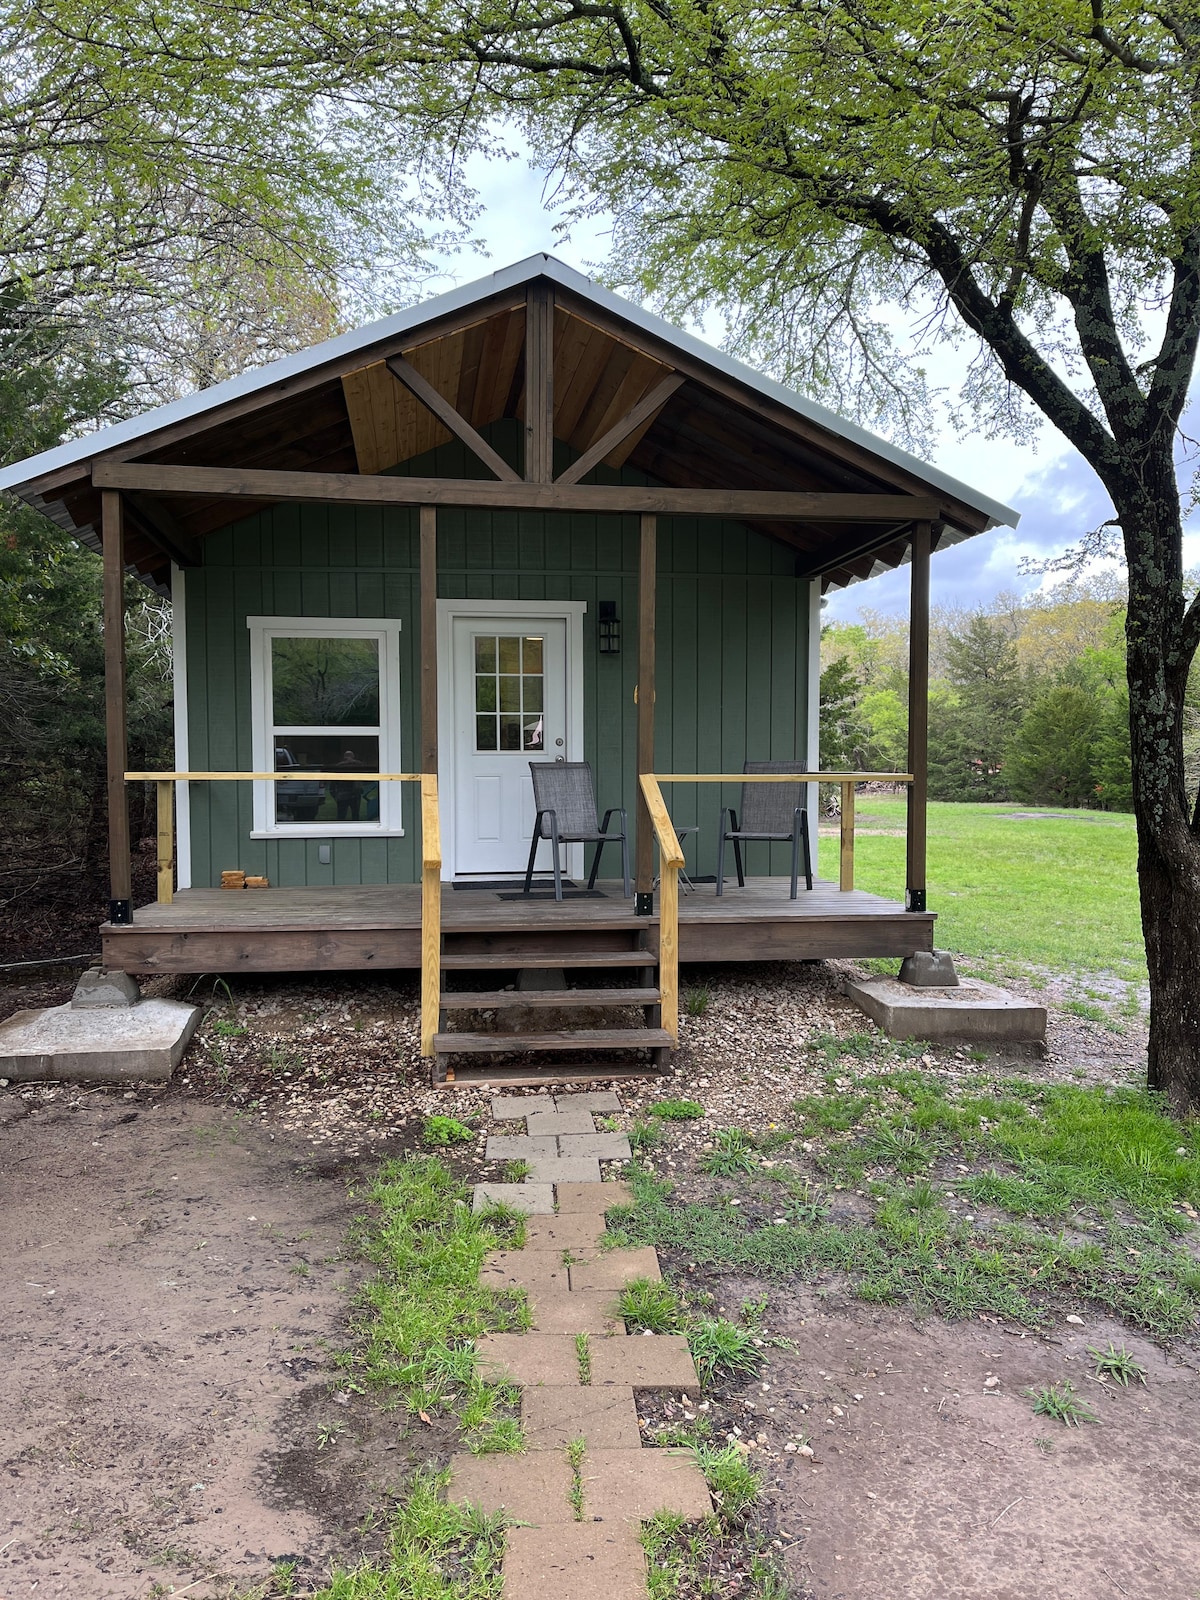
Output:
top-left (440, 950), bottom-right (656, 970)
top-left (439, 987), bottom-right (659, 1010)
top-left (433, 1028), bottom-right (673, 1054)
top-left (435, 1063), bottom-right (662, 1090)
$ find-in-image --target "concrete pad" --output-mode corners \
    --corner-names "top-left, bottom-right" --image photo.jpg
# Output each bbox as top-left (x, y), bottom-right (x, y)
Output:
top-left (526, 1289), bottom-right (627, 1337)
top-left (591, 1334), bottom-right (699, 1393)
top-left (569, 1247), bottom-right (661, 1293)
top-left (558, 1132), bottom-right (632, 1160)
top-left (527, 1156), bottom-right (603, 1185)
top-left (555, 1091), bottom-right (622, 1112)
top-left (473, 1183), bottom-right (555, 1215)
top-left (523, 1385), bottom-right (641, 1449)
top-left (485, 1135), bottom-right (559, 1161)
top-left (584, 1448), bottom-right (712, 1524)
top-left (525, 1106), bottom-right (598, 1136)
top-left (449, 1451), bottom-right (575, 1523)
top-left (492, 1094), bottom-right (553, 1120)
top-left (479, 1249), bottom-right (571, 1293)
top-left (476, 1333), bottom-right (581, 1386)
top-left (503, 1521), bottom-right (646, 1600)
top-left (846, 975), bottom-right (1047, 1048)
top-left (0, 999), bottom-right (201, 1084)
top-left (524, 1213), bottom-right (608, 1250)
top-left (555, 1181), bottom-right (633, 1213)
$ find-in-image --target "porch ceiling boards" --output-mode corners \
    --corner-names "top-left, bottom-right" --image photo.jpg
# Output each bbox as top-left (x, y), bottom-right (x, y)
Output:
top-left (8, 262), bottom-right (1011, 596)
top-left (97, 879), bottom-right (937, 974)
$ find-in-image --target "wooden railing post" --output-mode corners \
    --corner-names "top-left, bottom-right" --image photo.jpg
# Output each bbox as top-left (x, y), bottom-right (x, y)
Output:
top-left (839, 780), bottom-right (855, 892)
top-left (156, 779), bottom-right (175, 904)
top-left (420, 772), bottom-right (442, 1058)
top-left (638, 775), bottom-right (683, 1043)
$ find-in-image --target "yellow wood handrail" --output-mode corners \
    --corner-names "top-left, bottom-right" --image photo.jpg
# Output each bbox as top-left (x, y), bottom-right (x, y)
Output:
top-left (638, 774), bottom-right (682, 1041)
top-left (648, 770), bottom-right (912, 894)
top-left (420, 773), bottom-right (441, 1058)
top-left (125, 771), bottom-right (422, 782)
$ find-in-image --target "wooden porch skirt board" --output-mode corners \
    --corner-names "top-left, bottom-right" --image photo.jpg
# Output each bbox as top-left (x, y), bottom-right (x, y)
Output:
top-left (99, 881), bottom-right (934, 974)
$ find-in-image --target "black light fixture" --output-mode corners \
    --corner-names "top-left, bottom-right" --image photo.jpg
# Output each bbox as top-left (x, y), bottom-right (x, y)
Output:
top-left (598, 599), bottom-right (621, 654)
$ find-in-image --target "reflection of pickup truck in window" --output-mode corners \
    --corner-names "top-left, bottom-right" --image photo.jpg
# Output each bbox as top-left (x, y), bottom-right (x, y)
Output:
top-left (274, 746), bottom-right (324, 822)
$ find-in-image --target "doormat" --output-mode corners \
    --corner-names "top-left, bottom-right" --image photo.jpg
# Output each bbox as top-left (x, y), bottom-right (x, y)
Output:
top-left (495, 889), bottom-right (608, 901)
top-left (452, 878), bottom-right (579, 892)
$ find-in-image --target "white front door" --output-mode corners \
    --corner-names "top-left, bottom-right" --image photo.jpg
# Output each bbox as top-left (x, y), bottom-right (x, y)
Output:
top-left (441, 604), bottom-right (584, 878)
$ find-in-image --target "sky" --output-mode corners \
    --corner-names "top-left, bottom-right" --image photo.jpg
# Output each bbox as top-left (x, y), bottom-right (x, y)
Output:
top-left (426, 155), bottom-right (1200, 623)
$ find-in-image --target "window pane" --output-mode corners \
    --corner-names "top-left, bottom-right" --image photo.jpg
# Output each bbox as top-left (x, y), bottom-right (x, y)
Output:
top-left (523, 676), bottom-right (543, 713)
top-left (474, 636), bottom-right (496, 673)
top-left (498, 675), bottom-right (521, 712)
top-left (497, 635), bottom-right (521, 673)
top-left (476, 676), bottom-right (497, 713)
top-left (273, 734), bottom-right (379, 825)
top-left (523, 713), bottom-right (544, 751)
top-left (476, 715), bottom-right (497, 751)
top-left (522, 636), bottom-right (543, 673)
top-left (499, 714), bottom-right (522, 750)
top-left (272, 637), bottom-right (379, 726)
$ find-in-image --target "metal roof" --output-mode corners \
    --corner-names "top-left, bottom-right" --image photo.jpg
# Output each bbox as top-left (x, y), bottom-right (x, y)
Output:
top-left (0, 254), bottom-right (1019, 532)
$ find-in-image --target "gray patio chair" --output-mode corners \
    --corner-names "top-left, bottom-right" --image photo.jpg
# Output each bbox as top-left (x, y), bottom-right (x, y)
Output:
top-left (523, 761), bottom-right (630, 901)
top-left (715, 761), bottom-right (813, 899)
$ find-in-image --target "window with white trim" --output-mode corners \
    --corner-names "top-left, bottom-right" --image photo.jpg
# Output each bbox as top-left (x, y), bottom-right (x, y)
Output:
top-left (247, 617), bottom-right (403, 836)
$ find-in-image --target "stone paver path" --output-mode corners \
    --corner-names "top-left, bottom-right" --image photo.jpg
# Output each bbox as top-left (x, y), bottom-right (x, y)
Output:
top-left (450, 1092), bottom-right (711, 1597)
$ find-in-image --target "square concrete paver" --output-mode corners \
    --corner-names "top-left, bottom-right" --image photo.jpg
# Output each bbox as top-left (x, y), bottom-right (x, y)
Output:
top-left (476, 1333), bottom-right (582, 1386)
top-left (558, 1132), bottom-right (632, 1160)
top-left (526, 1156), bottom-right (602, 1184)
top-left (555, 1091), bottom-right (622, 1112)
top-left (525, 1106), bottom-right (598, 1136)
top-left (592, 1334), bottom-right (699, 1392)
top-left (448, 1451), bottom-right (575, 1523)
top-left (503, 1521), bottom-right (646, 1600)
top-left (522, 1384), bottom-right (642, 1449)
top-left (492, 1094), bottom-right (553, 1120)
top-left (479, 1249), bottom-right (570, 1293)
top-left (554, 1181), bottom-right (633, 1213)
top-left (472, 1182), bottom-right (555, 1215)
top-left (523, 1213), bottom-right (608, 1250)
top-left (568, 1247), bottom-right (661, 1292)
top-left (527, 1289), bottom-right (627, 1337)
top-left (583, 1447), bottom-right (712, 1524)
top-left (485, 1135), bottom-right (559, 1161)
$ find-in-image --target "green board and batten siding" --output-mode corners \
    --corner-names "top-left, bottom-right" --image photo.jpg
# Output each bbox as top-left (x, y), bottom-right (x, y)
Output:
top-left (182, 433), bottom-right (813, 887)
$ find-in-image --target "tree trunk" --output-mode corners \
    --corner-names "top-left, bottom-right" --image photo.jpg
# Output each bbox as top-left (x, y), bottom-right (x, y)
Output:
top-left (1116, 457), bottom-right (1200, 1114)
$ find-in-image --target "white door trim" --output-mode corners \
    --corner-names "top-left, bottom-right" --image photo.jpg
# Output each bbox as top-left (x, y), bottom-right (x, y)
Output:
top-left (436, 598), bottom-right (587, 880)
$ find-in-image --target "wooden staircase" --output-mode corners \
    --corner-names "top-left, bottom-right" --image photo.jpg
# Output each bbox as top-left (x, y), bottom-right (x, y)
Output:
top-left (432, 927), bottom-right (672, 1087)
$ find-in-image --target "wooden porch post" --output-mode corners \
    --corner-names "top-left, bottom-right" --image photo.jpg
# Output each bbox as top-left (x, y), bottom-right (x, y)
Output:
top-left (906, 520), bottom-right (931, 912)
top-left (635, 512), bottom-right (657, 914)
top-left (420, 504), bottom-right (437, 772)
top-left (524, 283), bottom-right (554, 483)
top-left (102, 489), bottom-right (133, 924)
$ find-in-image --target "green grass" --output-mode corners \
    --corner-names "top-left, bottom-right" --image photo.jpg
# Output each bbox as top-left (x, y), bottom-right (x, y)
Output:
top-left (312, 1468), bottom-right (506, 1598)
top-left (421, 1115), bottom-right (476, 1147)
top-left (641, 1445), bottom-right (786, 1600)
top-left (1028, 1381), bottom-right (1098, 1427)
top-left (606, 1074), bottom-right (1200, 1341)
top-left (341, 1156), bottom-right (529, 1444)
top-left (822, 798), bottom-right (1144, 980)
top-left (647, 1098), bottom-right (707, 1121)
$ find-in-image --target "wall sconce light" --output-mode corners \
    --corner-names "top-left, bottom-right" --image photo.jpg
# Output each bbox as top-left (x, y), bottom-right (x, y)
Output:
top-left (598, 600), bottom-right (621, 654)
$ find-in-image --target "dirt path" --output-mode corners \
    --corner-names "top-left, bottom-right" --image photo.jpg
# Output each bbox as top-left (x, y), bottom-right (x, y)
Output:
top-left (0, 1084), bottom-right (412, 1600)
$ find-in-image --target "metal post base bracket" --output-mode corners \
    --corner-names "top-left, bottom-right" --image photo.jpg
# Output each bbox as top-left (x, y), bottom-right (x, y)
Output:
top-left (634, 890), bottom-right (655, 917)
top-left (905, 887), bottom-right (927, 913)
top-left (108, 899), bottom-right (133, 926)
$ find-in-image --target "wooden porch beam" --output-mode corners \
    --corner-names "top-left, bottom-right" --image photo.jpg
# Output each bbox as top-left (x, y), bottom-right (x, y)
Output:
top-left (125, 492), bottom-right (202, 568)
top-left (93, 462), bottom-right (943, 523)
top-left (385, 354), bottom-right (521, 483)
top-left (906, 520), bottom-right (931, 913)
top-left (635, 512), bottom-right (657, 911)
top-left (793, 522), bottom-right (922, 581)
top-left (420, 505), bottom-right (438, 774)
top-left (102, 490), bottom-right (133, 924)
top-left (524, 283), bottom-right (555, 482)
top-left (556, 373), bottom-right (685, 486)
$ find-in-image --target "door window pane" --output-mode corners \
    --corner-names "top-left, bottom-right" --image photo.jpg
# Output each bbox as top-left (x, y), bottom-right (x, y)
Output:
top-left (474, 633), bottom-right (547, 754)
top-left (272, 637), bottom-right (379, 726)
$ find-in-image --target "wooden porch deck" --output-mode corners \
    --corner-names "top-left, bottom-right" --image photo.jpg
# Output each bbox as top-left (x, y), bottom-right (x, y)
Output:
top-left (100, 877), bottom-right (935, 973)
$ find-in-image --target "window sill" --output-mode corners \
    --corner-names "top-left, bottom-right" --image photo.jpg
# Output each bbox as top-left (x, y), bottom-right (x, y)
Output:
top-left (250, 828), bottom-right (406, 841)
